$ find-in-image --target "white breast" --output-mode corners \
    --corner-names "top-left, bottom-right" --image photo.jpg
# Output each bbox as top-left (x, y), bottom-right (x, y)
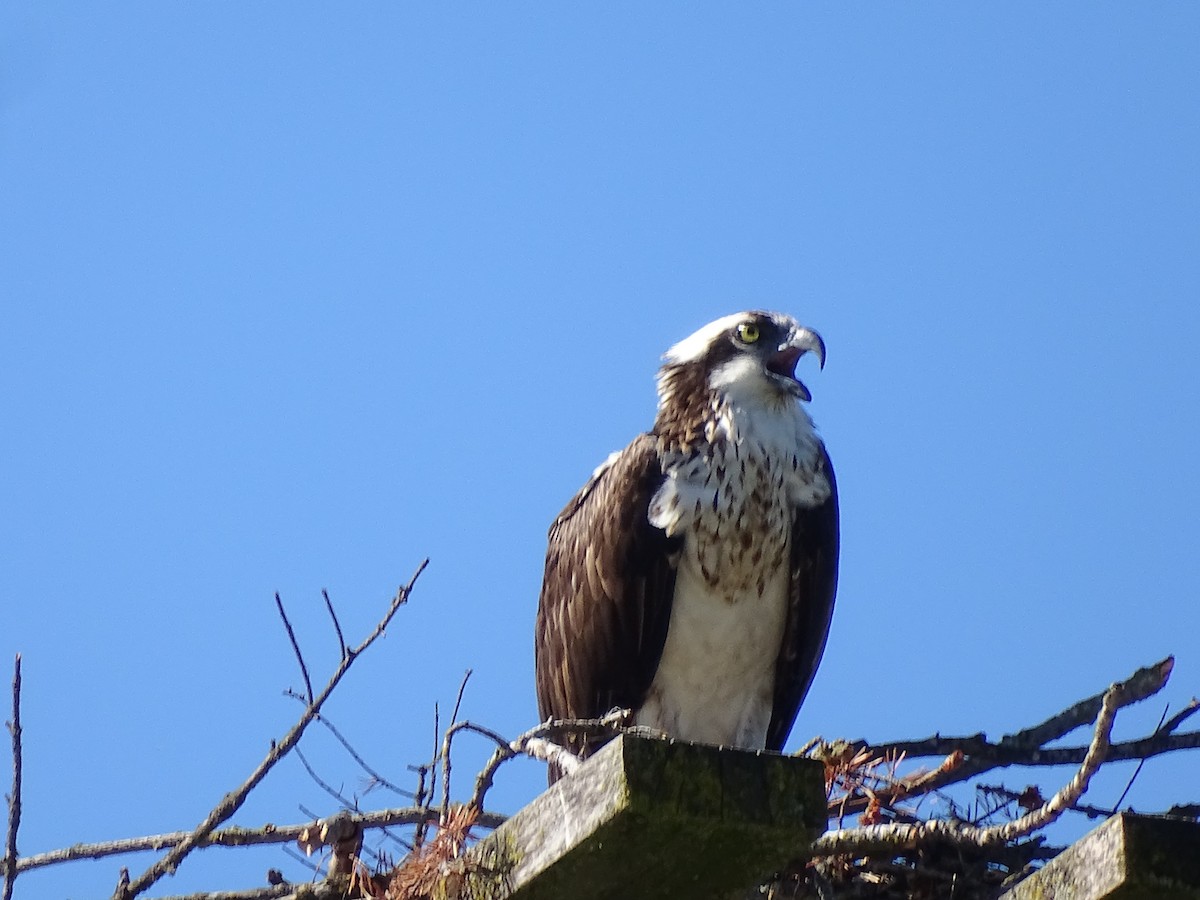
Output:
top-left (638, 391), bottom-right (830, 748)
top-left (635, 555), bottom-right (791, 747)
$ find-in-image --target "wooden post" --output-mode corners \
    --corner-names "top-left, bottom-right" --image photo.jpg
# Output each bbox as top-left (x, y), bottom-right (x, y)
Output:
top-left (460, 733), bottom-right (826, 899)
top-left (999, 813), bottom-right (1200, 899)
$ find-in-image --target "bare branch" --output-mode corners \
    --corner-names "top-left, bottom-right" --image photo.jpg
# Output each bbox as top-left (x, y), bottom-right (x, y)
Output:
top-left (414, 703), bottom-right (440, 851)
top-left (868, 750), bottom-right (963, 812)
top-left (114, 559), bottom-right (429, 900)
top-left (282, 695), bottom-right (413, 799)
top-left (449, 720), bottom-right (510, 753)
top-left (467, 710), bottom-right (631, 813)
top-left (294, 747), bottom-right (356, 810)
top-left (1160, 697), bottom-right (1200, 736)
top-left (15, 803), bottom-right (503, 877)
top-left (980, 658), bottom-right (1140, 842)
top-left (516, 738), bottom-right (584, 777)
top-left (320, 589), bottom-right (347, 659)
top-left (410, 763), bottom-right (429, 837)
top-left (860, 656), bottom-right (1176, 760)
top-left (146, 886), bottom-right (295, 900)
top-left (828, 656), bottom-right (1184, 814)
top-left (812, 656), bottom-right (1174, 858)
top-left (1108, 703), bottom-right (1169, 814)
top-left (448, 672), bottom-right (471, 732)
top-left (274, 593), bottom-right (313, 705)
top-left (440, 669), bottom-right (473, 824)
top-left (846, 730), bottom-right (1200, 768)
top-left (3, 655), bottom-right (21, 900)
top-left (279, 844), bottom-right (320, 879)
top-left (978, 783), bottom-right (1194, 824)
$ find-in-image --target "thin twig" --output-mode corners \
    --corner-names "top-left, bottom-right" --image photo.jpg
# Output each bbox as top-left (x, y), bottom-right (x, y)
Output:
top-left (855, 657), bottom-right (1177, 765)
top-left (796, 736), bottom-right (822, 757)
top-left (1159, 697), bottom-right (1200, 736)
top-left (834, 728), bottom-right (1200, 819)
top-left (320, 589), bottom-right (347, 659)
top-left (1109, 703), bottom-right (1169, 813)
top-left (294, 747), bottom-right (357, 810)
top-left (279, 842), bottom-right (322, 874)
top-left (467, 709), bottom-right (630, 813)
top-left (881, 750), bottom-right (964, 808)
top-left (981, 660), bottom-right (1139, 842)
top-left (413, 704), bottom-right (439, 851)
top-left (854, 729), bottom-right (1200, 769)
top-left (439, 670), bottom-right (473, 824)
top-left (3, 655), bottom-right (21, 900)
top-left (282, 694), bottom-right (413, 799)
top-left (449, 721), bottom-right (510, 753)
top-left (149, 881), bottom-right (342, 900)
top-left (149, 881), bottom-right (297, 900)
top-left (9, 802), bottom-right (502, 877)
top-left (448, 672), bottom-right (471, 732)
top-left (274, 593), bottom-right (314, 705)
top-left (411, 764), bottom-right (428, 819)
top-left (975, 784), bottom-right (1185, 824)
top-left (115, 560), bottom-right (429, 900)
top-left (828, 657), bottom-right (1186, 816)
top-left (812, 657), bottom-right (1174, 858)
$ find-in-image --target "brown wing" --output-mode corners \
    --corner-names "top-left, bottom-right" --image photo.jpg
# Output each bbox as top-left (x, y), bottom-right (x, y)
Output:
top-left (765, 443), bottom-right (840, 752)
top-left (534, 432), bottom-right (679, 776)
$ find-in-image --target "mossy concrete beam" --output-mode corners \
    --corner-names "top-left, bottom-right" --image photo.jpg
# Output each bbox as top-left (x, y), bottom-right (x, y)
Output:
top-left (1000, 813), bottom-right (1200, 899)
top-left (462, 733), bottom-right (826, 900)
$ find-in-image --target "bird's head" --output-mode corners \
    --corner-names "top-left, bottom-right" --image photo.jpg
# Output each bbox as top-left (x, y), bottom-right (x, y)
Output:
top-left (658, 311), bottom-right (827, 408)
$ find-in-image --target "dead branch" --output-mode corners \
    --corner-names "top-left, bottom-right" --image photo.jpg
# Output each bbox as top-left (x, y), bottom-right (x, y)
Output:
top-left (294, 747), bottom-right (357, 811)
top-left (811, 656), bottom-right (1173, 859)
top-left (283, 693), bottom-right (415, 800)
top-left (320, 588), bottom-right (347, 658)
top-left (852, 657), bottom-right (1182, 766)
top-left (140, 888), bottom-right (294, 900)
top-left (112, 559), bottom-right (429, 900)
top-left (439, 669), bottom-right (473, 824)
top-left (829, 730), bottom-right (1199, 821)
top-left (3, 655), bottom-right (21, 900)
top-left (980, 784), bottom-right (1189, 825)
top-left (1107, 701), bottom-right (1171, 814)
top-left (11, 805), bottom-right (504, 878)
top-left (133, 881), bottom-right (365, 900)
top-left (3, 588), bottom-right (1193, 900)
top-left (274, 593), bottom-right (314, 704)
top-left (467, 709), bottom-right (631, 813)
top-left (826, 656), bottom-right (1188, 817)
top-left (851, 727), bottom-right (1200, 772)
top-left (412, 702), bottom-right (442, 852)
top-left (296, 810), bottom-right (361, 878)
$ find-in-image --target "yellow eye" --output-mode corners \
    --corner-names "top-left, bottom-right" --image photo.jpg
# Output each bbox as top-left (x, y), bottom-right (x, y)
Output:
top-left (736, 322), bottom-right (760, 344)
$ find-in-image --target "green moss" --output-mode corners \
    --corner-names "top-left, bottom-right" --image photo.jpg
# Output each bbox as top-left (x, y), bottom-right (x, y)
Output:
top-left (1001, 814), bottom-right (1200, 900)
top-left (502, 739), bottom-right (824, 899)
top-left (446, 829), bottom-right (521, 900)
top-left (456, 736), bottom-right (826, 899)
top-left (1119, 814), bottom-right (1200, 898)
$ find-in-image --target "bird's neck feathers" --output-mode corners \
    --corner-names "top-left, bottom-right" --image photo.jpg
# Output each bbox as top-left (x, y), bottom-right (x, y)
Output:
top-left (653, 360), bottom-right (717, 449)
top-left (653, 358), bottom-right (817, 455)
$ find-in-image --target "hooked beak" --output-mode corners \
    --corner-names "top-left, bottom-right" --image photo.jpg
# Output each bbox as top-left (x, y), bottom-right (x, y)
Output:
top-left (766, 327), bottom-right (826, 401)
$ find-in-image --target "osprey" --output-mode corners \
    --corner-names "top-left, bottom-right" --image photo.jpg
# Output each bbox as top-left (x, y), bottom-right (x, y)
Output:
top-left (535, 311), bottom-right (839, 778)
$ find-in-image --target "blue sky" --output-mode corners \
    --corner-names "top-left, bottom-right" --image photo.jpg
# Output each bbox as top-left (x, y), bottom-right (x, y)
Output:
top-left (2, 4), bottom-right (1198, 897)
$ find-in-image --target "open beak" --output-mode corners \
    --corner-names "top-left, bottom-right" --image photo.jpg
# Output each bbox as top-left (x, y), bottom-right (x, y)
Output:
top-left (766, 328), bottom-right (826, 401)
